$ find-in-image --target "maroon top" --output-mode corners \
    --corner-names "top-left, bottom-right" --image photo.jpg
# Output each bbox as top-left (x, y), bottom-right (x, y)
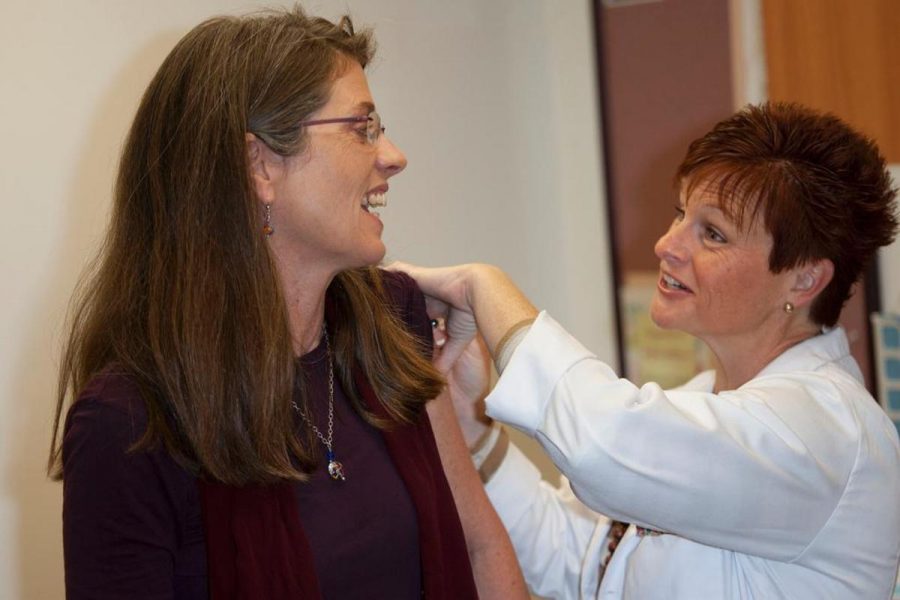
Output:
top-left (62, 271), bottom-right (478, 599)
top-left (291, 341), bottom-right (421, 598)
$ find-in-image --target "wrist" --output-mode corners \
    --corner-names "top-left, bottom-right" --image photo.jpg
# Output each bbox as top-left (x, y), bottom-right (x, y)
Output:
top-left (470, 423), bottom-right (509, 484)
top-left (466, 265), bottom-right (537, 356)
top-left (494, 318), bottom-right (534, 373)
top-left (470, 422), bottom-right (501, 467)
top-left (450, 387), bottom-right (492, 448)
top-left (464, 263), bottom-right (503, 313)
top-left (465, 417), bottom-right (495, 453)
top-left (461, 419), bottom-right (492, 449)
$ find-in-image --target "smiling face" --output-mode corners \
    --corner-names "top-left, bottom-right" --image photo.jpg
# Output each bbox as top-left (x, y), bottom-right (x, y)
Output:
top-left (649, 182), bottom-right (796, 347)
top-left (267, 60), bottom-right (407, 274)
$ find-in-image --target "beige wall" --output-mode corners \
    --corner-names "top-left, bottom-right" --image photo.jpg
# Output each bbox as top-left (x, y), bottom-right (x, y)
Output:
top-left (0, 1), bottom-right (614, 597)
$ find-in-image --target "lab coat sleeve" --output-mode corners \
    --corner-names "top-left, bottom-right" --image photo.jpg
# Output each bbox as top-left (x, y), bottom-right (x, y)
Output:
top-left (486, 312), bottom-right (857, 562)
top-left (486, 440), bottom-right (610, 599)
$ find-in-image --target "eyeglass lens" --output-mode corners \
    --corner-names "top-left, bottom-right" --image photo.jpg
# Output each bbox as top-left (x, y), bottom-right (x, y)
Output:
top-left (367, 111), bottom-right (385, 144)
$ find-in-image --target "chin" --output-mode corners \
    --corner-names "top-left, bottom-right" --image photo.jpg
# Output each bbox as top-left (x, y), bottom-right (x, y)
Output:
top-left (649, 302), bottom-right (678, 331)
top-left (356, 241), bottom-right (387, 268)
top-left (650, 314), bottom-right (672, 330)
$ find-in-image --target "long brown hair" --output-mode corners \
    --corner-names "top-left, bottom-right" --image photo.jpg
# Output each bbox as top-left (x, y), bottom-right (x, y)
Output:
top-left (49, 6), bottom-right (443, 485)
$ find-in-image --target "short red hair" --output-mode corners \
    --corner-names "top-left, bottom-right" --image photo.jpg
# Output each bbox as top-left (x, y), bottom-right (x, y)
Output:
top-left (676, 102), bottom-right (898, 327)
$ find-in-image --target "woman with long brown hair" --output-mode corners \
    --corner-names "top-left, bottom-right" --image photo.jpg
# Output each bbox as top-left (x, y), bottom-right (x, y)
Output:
top-left (49, 6), bottom-right (525, 599)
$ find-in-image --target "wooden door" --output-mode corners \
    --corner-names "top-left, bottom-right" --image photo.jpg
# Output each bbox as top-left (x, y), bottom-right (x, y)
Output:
top-left (762, 0), bottom-right (900, 392)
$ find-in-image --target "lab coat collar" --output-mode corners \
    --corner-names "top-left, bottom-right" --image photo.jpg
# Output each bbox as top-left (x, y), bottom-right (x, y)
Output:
top-left (677, 327), bottom-right (861, 394)
top-left (752, 326), bottom-right (863, 384)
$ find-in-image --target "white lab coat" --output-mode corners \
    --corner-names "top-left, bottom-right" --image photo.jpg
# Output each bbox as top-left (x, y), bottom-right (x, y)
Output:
top-left (486, 312), bottom-right (900, 599)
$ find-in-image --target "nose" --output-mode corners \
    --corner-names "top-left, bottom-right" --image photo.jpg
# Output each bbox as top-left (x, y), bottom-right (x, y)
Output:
top-left (376, 134), bottom-right (407, 177)
top-left (654, 220), bottom-right (688, 264)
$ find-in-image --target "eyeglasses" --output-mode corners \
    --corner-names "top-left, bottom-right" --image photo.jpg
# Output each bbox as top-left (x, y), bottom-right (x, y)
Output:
top-left (298, 111), bottom-right (385, 145)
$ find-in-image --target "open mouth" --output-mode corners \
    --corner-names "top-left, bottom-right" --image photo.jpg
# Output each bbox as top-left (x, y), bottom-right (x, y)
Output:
top-left (661, 273), bottom-right (691, 292)
top-left (361, 192), bottom-right (386, 215)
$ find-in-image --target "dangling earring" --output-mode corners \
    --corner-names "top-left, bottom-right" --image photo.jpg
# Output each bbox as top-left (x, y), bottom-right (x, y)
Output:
top-left (783, 302), bottom-right (794, 314)
top-left (262, 203), bottom-right (274, 236)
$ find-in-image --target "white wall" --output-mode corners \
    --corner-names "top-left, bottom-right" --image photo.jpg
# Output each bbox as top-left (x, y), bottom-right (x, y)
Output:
top-left (0, 1), bottom-right (614, 597)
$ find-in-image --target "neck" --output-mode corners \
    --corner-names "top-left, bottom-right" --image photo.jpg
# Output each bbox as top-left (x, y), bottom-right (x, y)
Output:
top-left (271, 250), bottom-right (336, 356)
top-left (286, 286), bottom-right (328, 356)
top-left (706, 321), bottom-right (820, 392)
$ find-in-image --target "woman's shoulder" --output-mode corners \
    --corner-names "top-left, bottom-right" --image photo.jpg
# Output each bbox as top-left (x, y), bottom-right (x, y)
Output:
top-left (373, 268), bottom-right (433, 353)
top-left (377, 267), bottom-right (429, 319)
top-left (63, 366), bottom-right (195, 487)
top-left (377, 268), bottom-right (422, 308)
top-left (74, 367), bottom-right (146, 415)
top-left (64, 367), bottom-right (151, 448)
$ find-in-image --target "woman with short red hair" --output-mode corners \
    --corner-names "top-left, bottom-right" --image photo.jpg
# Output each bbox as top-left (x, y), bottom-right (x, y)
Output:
top-left (400, 102), bottom-right (900, 599)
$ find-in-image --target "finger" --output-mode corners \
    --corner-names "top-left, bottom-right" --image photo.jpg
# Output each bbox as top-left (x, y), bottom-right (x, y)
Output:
top-left (423, 295), bottom-right (450, 321)
top-left (445, 308), bottom-right (477, 343)
top-left (471, 333), bottom-right (490, 368)
top-left (434, 312), bottom-right (478, 373)
top-left (434, 335), bottom-right (470, 373)
top-left (385, 260), bottom-right (433, 288)
top-left (384, 260), bottom-right (411, 274)
top-left (389, 262), bottom-right (469, 309)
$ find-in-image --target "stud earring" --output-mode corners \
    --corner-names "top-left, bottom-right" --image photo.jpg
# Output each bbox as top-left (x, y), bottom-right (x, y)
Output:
top-left (262, 203), bottom-right (274, 236)
top-left (783, 302), bottom-right (794, 314)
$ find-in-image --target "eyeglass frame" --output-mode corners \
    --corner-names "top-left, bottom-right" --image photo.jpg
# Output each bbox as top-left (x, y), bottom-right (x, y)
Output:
top-left (298, 111), bottom-right (385, 145)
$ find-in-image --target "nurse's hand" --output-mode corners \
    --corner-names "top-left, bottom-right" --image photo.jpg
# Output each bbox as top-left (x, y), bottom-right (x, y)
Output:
top-left (390, 261), bottom-right (480, 373)
top-left (388, 261), bottom-right (538, 372)
top-left (441, 333), bottom-right (493, 449)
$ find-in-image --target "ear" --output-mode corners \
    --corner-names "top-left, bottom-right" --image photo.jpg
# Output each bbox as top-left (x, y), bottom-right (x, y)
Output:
top-left (246, 133), bottom-right (283, 204)
top-left (789, 258), bottom-right (834, 308)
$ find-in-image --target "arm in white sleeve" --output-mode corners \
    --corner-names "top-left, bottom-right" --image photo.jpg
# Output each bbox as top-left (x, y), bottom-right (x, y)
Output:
top-left (486, 312), bottom-right (856, 562)
top-left (486, 440), bottom-right (610, 600)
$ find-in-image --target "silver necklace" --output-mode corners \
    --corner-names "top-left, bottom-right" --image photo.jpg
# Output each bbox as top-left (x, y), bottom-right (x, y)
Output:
top-left (291, 324), bottom-right (346, 481)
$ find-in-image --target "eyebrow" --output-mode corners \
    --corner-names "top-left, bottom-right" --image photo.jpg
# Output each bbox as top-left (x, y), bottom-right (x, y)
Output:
top-left (352, 101), bottom-right (375, 114)
top-left (696, 204), bottom-right (725, 215)
top-left (682, 199), bottom-right (728, 220)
